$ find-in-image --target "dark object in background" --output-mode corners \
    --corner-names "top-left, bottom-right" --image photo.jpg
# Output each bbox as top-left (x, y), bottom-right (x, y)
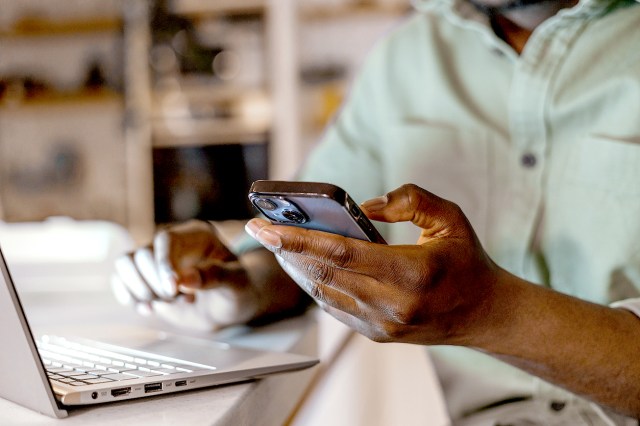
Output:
top-left (153, 143), bottom-right (268, 223)
top-left (8, 143), bottom-right (82, 192)
top-left (150, 0), bottom-right (222, 79)
top-left (83, 61), bottom-right (108, 90)
top-left (0, 75), bottom-right (49, 102)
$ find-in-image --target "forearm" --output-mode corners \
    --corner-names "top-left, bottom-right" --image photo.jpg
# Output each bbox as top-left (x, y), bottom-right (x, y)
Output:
top-left (474, 270), bottom-right (640, 418)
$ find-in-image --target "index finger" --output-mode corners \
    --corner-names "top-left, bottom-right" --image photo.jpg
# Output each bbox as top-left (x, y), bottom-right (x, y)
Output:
top-left (245, 218), bottom-right (410, 278)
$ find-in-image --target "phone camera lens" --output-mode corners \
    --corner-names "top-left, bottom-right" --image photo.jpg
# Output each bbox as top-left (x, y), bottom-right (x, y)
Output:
top-left (254, 198), bottom-right (277, 211)
top-left (281, 209), bottom-right (307, 224)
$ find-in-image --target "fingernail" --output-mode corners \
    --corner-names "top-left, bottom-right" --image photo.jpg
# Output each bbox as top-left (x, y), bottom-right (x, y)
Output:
top-left (245, 220), bottom-right (260, 239)
top-left (158, 266), bottom-right (178, 297)
top-left (178, 284), bottom-right (198, 295)
top-left (361, 195), bottom-right (388, 212)
top-left (256, 228), bottom-right (282, 249)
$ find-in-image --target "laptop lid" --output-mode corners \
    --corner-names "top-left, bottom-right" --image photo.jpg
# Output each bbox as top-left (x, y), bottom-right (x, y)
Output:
top-left (0, 246), bottom-right (69, 418)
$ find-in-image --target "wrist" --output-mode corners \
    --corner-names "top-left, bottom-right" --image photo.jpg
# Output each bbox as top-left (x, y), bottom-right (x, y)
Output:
top-left (461, 266), bottom-right (530, 352)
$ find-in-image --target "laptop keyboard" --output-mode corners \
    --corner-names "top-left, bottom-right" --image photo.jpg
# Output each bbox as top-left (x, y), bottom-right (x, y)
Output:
top-left (37, 335), bottom-right (200, 387)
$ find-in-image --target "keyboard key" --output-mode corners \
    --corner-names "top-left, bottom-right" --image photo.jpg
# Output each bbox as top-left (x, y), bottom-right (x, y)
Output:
top-left (126, 370), bottom-right (162, 378)
top-left (59, 371), bottom-right (88, 377)
top-left (107, 366), bottom-right (137, 373)
top-left (63, 363), bottom-right (85, 370)
top-left (84, 378), bottom-right (114, 384)
top-left (46, 367), bottom-right (73, 373)
top-left (85, 369), bottom-right (110, 375)
top-left (100, 373), bottom-right (137, 381)
top-left (149, 368), bottom-right (178, 375)
top-left (73, 374), bottom-right (100, 381)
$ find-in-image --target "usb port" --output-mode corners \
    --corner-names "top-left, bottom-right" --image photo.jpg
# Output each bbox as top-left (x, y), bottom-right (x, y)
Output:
top-left (111, 387), bottom-right (131, 397)
top-left (144, 382), bottom-right (163, 393)
top-left (175, 380), bottom-right (187, 387)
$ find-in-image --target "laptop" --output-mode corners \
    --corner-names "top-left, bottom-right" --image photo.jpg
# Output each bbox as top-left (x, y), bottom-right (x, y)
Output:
top-left (0, 244), bottom-right (319, 419)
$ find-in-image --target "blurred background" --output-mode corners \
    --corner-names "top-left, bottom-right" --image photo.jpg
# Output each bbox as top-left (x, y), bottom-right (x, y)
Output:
top-left (0, 0), bottom-right (411, 246)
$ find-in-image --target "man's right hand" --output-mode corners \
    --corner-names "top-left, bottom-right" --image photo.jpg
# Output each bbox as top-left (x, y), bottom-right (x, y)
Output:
top-left (110, 220), bottom-right (307, 331)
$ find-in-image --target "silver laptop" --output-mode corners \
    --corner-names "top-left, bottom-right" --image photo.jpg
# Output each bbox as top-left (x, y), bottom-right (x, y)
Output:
top-left (0, 244), bottom-right (318, 419)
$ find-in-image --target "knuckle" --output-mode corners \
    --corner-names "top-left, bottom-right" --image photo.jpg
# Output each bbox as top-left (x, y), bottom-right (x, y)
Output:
top-left (379, 321), bottom-right (405, 340)
top-left (326, 242), bottom-right (355, 269)
top-left (307, 262), bottom-right (333, 286)
top-left (400, 183), bottom-right (422, 205)
top-left (390, 303), bottom-right (420, 326)
top-left (400, 183), bottom-right (421, 194)
top-left (404, 263), bottom-right (431, 289)
top-left (283, 234), bottom-right (306, 255)
top-left (309, 281), bottom-right (326, 302)
top-left (366, 328), bottom-right (393, 343)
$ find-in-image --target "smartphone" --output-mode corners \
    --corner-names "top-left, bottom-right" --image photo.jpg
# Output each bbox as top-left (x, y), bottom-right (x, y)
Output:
top-left (248, 180), bottom-right (387, 244)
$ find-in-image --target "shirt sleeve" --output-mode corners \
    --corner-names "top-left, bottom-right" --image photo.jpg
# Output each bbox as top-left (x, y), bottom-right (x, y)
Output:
top-left (295, 34), bottom-right (397, 205)
top-left (610, 298), bottom-right (640, 319)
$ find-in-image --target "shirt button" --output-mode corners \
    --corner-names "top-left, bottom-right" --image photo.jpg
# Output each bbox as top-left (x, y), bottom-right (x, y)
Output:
top-left (521, 153), bottom-right (537, 168)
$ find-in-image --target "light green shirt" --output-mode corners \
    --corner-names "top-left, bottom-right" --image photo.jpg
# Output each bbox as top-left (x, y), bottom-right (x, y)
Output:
top-left (298, 0), bottom-right (640, 420)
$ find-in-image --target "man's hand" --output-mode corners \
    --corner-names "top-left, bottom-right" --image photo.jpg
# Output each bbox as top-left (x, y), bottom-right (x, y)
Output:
top-left (246, 183), bottom-right (640, 418)
top-left (111, 220), bottom-right (265, 331)
top-left (245, 183), bottom-right (501, 345)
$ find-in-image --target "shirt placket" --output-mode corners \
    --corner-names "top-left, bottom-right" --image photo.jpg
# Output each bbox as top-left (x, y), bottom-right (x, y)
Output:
top-left (499, 17), bottom-right (588, 278)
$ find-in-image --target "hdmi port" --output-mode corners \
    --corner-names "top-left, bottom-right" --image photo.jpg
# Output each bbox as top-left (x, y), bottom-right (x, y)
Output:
top-left (111, 387), bottom-right (131, 397)
top-left (175, 380), bottom-right (187, 387)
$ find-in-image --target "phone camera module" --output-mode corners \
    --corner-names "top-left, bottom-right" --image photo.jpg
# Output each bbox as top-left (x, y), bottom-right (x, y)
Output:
top-left (281, 209), bottom-right (307, 224)
top-left (253, 198), bottom-right (278, 211)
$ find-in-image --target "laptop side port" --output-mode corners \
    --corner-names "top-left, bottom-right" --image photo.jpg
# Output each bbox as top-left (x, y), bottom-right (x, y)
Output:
top-left (111, 387), bottom-right (131, 397)
top-left (175, 380), bottom-right (187, 387)
top-left (144, 382), bottom-right (163, 393)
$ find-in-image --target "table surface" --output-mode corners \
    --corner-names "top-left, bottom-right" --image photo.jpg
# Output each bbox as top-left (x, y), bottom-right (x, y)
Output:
top-left (0, 290), bottom-right (320, 425)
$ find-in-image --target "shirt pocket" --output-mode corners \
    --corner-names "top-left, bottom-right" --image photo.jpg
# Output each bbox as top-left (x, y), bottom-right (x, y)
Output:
top-left (563, 134), bottom-right (640, 196)
top-left (382, 121), bottom-right (491, 241)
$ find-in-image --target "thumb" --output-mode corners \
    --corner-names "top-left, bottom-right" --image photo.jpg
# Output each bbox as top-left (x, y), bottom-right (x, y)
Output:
top-left (360, 184), bottom-right (471, 241)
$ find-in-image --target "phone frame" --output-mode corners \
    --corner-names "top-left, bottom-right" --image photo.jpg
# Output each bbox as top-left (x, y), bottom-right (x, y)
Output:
top-left (248, 180), bottom-right (386, 244)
